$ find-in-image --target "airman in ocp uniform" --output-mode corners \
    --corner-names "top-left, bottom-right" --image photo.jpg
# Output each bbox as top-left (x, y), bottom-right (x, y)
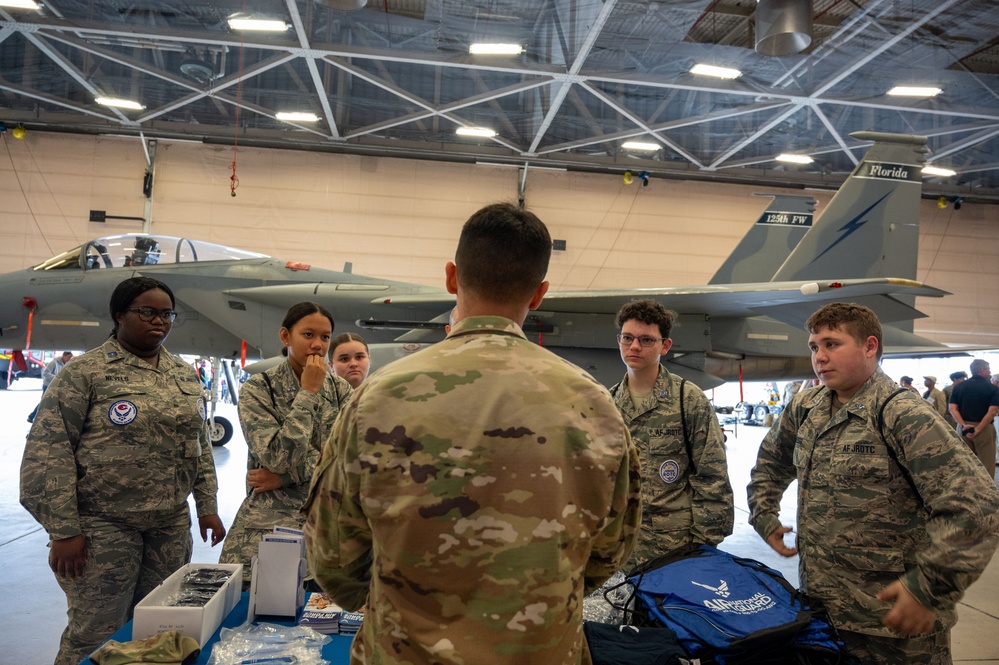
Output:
top-left (304, 203), bottom-right (641, 665)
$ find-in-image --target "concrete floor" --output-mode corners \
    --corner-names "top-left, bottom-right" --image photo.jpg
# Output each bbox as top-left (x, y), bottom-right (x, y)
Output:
top-left (1, 379), bottom-right (997, 663)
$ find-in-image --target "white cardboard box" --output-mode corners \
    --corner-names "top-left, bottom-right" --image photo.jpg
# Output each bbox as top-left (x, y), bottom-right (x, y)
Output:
top-left (133, 563), bottom-right (243, 647)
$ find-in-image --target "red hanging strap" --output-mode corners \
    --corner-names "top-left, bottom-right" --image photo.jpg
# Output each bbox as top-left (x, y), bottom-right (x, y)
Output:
top-left (23, 296), bottom-right (37, 350)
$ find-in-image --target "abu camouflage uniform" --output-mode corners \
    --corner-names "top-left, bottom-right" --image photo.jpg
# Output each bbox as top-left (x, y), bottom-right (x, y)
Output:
top-left (610, 365), bottom-right (734, 566)
top-left (304, 315), bottom-right (642, 665)
top-left (19, 338), bottom-right (219, 665)
top-left (748, 367), bottom-right (999, 661)
top-left (220, 361), bottom-right (352, 580)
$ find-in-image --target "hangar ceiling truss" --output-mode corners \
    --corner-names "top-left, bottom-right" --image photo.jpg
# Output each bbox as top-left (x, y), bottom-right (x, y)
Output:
top-left (1, 0), bottom-right (998, 198)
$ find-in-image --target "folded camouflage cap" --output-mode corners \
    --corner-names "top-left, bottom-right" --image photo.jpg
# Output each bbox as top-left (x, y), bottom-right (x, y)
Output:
top-left (90, 630), bottom-right (200, 665)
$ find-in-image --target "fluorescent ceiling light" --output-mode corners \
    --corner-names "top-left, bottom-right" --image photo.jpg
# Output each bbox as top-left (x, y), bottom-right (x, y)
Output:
top-left (776, 153), bottom-right (813, 164)
top-left (275, 112), bottom-right (319, 122)
top-left (469, 43), bottom-right (524, 55)
top-left (95, 97), bottom-right (145, 110)
top-left (228, 18), bottom-right (289, 31)
top-left (887, 86), bottom-right (942, 97)
top-left (690, 63), bottom-right (742, 80)
top-left (622, 141), bottom-right (661, 151)
top-left (922, 166), bottom-right (956, 177)
top-left (0, 1), bottom-right (40, 8)
top-left (456, 127), bottom-right (497, 138)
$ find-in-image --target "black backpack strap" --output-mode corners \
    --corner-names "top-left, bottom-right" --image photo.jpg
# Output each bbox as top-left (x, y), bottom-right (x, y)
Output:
top-left (876, 388), bottom-right (925, 509)
top-left (261, 372), bottom-right (278, 409)
top-left (679, 378), bottom-right (696, 475)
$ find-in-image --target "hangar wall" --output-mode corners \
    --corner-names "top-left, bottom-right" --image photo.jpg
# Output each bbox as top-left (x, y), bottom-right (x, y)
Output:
top-left (1, 131), bottom-right (996, 348)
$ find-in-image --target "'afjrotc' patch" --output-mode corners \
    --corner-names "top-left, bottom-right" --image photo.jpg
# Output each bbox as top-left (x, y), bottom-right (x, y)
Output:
top-left (659, 459), bottom-right (680, 483)
top-left (108, 400), bottom-right (138, 425)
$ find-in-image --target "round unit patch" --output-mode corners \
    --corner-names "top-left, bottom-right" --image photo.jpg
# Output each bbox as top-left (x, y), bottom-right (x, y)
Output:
top-left (198, 397), bottom-right (207, 421)
top-left (108, 400), bottom-right (138, 426)
top-left (659, 459), bottom-right (680, 484)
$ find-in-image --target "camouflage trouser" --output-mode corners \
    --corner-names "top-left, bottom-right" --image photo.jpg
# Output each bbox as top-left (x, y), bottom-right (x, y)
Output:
top-left (53, 506), bottom-right (193, 665)
top-left (840, 629), bottom-right (951, 664)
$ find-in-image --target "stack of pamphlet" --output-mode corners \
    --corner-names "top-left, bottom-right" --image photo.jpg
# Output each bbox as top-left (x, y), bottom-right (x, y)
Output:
top-left (299, 593), bottom-right (344, 635)
top-left (339, 608), bottom-right (364, 636)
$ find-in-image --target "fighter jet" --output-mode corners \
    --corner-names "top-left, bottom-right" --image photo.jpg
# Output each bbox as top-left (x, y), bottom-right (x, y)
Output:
top-left (0, 132), bottom-right (950, 437)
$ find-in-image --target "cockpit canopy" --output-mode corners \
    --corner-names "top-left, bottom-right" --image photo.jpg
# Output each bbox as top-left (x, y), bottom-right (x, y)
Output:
top-left (32, 234), bottom-right (268, 271)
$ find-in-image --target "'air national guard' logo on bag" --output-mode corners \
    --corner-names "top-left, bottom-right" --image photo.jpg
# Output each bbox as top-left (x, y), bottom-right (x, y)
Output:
top-left (660, 459), bottom-right (680, 483)
top-left (108, 400), bottom-right (138, 425)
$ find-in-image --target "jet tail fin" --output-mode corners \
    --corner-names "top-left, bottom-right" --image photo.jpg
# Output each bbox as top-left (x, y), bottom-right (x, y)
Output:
top-left (771, 132), bottom-right (928, 283)
top-left (708, 194), bottom-right (816, 285)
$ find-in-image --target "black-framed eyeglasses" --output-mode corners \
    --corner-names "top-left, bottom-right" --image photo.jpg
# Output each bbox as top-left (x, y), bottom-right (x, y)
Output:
top-left (125, 306), bottom-right (177, 323)
top-left (617, 333), bottom-right (664, 348)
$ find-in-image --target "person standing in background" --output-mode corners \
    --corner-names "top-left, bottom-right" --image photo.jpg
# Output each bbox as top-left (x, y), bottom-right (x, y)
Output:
top-left (328, 332), bottom-right (371, 389)
top-left (922, 376), bottom-right (948, 419)
top-left (942, 371), bottom-right (967, 428)
top-left (610, 299), bottom-right (733, 566)
top-left (26, 351), bottom-right (73, 423)
top-left (899, 375), bottom-right (919, 394)
top-left (20, 277), bottom-right (225, 665)
top-left (949, 359), bottom-right (999, 480)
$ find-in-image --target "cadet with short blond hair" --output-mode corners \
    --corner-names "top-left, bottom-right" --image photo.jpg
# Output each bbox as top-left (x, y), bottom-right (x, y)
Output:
top-left (749, 302), bottom-right (999, 664)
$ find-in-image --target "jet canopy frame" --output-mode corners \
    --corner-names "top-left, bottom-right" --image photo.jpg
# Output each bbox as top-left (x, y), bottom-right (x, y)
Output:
top-left (31, 234), bottom-right (269, 272)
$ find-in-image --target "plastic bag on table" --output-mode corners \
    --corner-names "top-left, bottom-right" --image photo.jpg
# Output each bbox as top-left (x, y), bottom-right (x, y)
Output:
top-left (207, 622), bottom-right (332, 665)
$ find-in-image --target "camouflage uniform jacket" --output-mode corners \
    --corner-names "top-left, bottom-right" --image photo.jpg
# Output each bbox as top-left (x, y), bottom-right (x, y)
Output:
top-left (20, 338), bottom-right (219, 540)
top-left (748, 367), bottom-right (999, 637)
top-left (304, 315), bottom-right (642, 665)
top-left (230, 362), bottom-right (352, 531)
top-left (610, 365), bottom-right (734, 564)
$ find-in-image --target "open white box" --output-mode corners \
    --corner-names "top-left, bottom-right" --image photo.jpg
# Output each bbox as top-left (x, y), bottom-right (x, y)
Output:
top-left (133, 563), bottom-right (243, 647)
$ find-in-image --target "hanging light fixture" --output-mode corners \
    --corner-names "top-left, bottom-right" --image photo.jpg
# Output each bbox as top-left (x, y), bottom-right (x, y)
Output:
top-left (756, 0), bottom-right (812, 57)
top-left (316, 0), bottom-right (367, 10)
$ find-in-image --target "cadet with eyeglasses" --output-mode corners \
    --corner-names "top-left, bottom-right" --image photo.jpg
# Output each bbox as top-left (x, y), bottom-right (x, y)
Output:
top-left (20, 276), bottom-right (226, 665)
top-left (610, 299), bottom-right (734, 566)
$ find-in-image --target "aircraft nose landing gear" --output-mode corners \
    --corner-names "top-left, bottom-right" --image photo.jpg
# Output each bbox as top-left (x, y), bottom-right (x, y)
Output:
top-left (209, 416), bottom-right (234, 446)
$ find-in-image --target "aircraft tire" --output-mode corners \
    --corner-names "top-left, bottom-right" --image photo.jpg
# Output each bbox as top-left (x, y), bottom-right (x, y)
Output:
top-left (754, 404), bottom-right (770, 423)
top-left (209, 416), bottom-right (234, 447)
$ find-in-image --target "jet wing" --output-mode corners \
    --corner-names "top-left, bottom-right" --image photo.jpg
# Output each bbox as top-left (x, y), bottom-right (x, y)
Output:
top-left (380, 278), bottom-right (949, 325)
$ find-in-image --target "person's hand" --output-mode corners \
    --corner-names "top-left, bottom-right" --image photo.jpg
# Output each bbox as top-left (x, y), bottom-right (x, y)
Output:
top-left (877, 580), bottom-right (936, 636)
top-left (49, 535), bottom-right (87, 578)
top-left (248, 467), bottom-right (282, 493)
top-left (199, 514), bottom-right (227, 547)
top-left (300, 354), bottom-right (327, 394)
top-left (765, 526), bottom-right (797, 557)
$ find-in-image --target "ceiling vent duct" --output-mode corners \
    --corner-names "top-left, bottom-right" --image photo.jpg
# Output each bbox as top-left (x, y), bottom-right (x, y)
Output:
top-left (316, 0), bottom-right (367, 9)
top-left (179, 58), bottom-right (217, 84)
top-left (755, 0), bottom-right (812, 56)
